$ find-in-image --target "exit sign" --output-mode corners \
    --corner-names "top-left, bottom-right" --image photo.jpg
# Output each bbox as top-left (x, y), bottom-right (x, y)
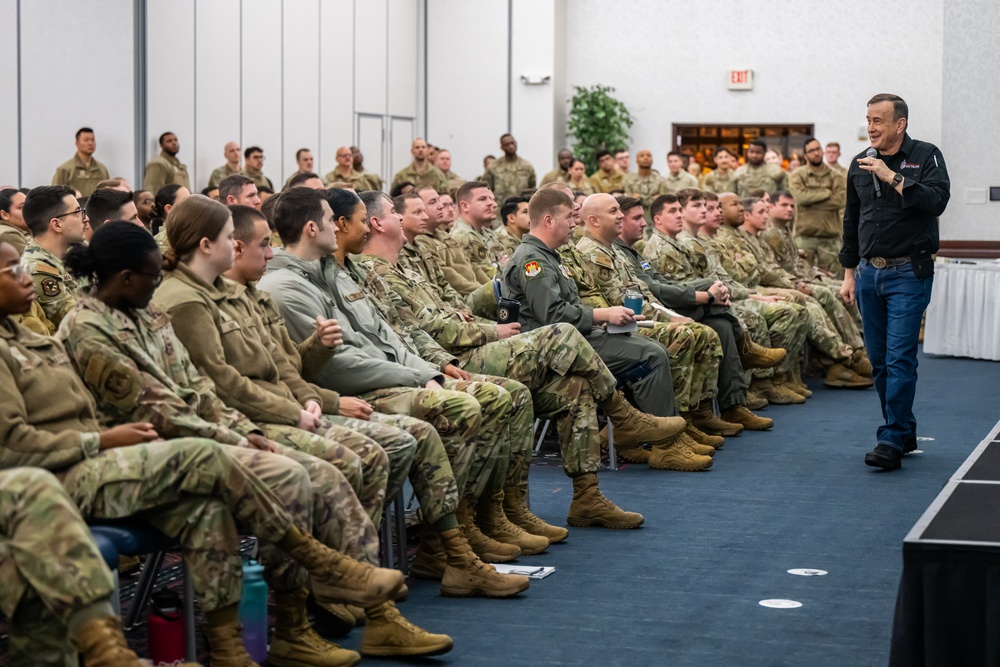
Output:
top-left (728, 69), bottom-right (754, 90)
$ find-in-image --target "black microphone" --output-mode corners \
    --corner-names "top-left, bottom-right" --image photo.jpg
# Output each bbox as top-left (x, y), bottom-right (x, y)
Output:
top-left (866, 147), bottom-right (881, 198)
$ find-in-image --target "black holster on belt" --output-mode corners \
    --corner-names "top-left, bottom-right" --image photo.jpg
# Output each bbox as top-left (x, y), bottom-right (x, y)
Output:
top-left (911, 239), bottom-right (935, 280)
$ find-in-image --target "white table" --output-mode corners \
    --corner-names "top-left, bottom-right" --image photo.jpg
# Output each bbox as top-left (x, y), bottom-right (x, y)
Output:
top-left (923, 259), bottom-right (1000, 361)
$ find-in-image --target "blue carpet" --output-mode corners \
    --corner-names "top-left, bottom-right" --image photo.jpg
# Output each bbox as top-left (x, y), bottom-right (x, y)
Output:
top-left (333, 351), bottom-right (1000, 667)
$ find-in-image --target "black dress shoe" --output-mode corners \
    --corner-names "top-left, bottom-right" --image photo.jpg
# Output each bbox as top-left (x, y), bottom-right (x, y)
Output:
top-left (865, 444), bottom-right (903, 471)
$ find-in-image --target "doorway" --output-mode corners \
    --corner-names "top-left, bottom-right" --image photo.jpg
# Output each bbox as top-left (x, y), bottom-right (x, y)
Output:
top-left (671, 123), bottom-right (815, 171)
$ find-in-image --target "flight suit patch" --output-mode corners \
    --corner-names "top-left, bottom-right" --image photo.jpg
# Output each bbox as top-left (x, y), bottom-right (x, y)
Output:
top-left (40, 278), bottom-right (61, 297)
top-left (524, 261), bottom-right (541, 277)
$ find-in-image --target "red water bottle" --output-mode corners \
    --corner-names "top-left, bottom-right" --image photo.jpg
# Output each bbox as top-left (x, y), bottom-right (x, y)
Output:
top-left (146, 589), bottom-right (186, 665)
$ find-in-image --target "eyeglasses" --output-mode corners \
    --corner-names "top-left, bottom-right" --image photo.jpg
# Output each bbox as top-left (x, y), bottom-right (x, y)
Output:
top-left (804, 147), bottom-right (823, 154)
top-left (54, 207), bottom-right (86, 219)
top-left (0, 264), bottom-right (28, 281)
top-left (132, 270), bottom-right (163, 286)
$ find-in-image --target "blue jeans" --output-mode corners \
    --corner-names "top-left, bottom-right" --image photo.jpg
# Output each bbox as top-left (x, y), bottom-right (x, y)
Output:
top-left (855, 260), bottom-right (934, 452)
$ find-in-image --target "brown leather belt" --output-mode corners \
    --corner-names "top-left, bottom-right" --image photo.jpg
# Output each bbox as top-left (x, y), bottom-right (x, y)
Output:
top-left (868, 256), bottom-right (911, 269)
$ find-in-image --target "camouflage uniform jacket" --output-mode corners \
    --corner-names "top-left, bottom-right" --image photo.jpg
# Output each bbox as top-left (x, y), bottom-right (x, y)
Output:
top-left (153, 262), bottom-right (314, 426)
top-left (358, 253), bottom-right (499, 361)
top-left (51, 154), bottom-right (109, 197)
top-left (208, 164), bottom-right (241, 189)
top-left (676, 230), bottom-right (751, 301)
top-left (539, 167), bottom-right (568, 186)
top-left (441, 169), bottom-right (464, 191)
top-left (708, 226), bottom-right (765, 288)
top-left (588, 169), bottom-right (624, 194)
top-left (258, 250), bottom-right (442, 396)
top-left (566, 178), bottom-right (596, 195)
top-left (660, 170), bottom-right (699, 195)
top-left (413, 230), bottom-right (481, 297)
top-left (558, 242), bottom-right (609, 308)
top-left (404, 237), bottom-right (469, 309)
top-left (574, 233), bottom-right (668, 322)
top-left (735, 227), bottom-right (798, 289)
top-left (621, 172), bottom-right (664, 210)
top-left (733, 163), bottom-right (788, 197)
top-left (760, 220), bottom-right (814, 280)
top-left (788, 163), bottom-right (846, 238)
top-left (322, 167), bottom-right (369, 190)
top-left (0, 319), bottom-right (101, 472)
top-left (143, 150), bottom-right (190, 195)
top-left (0, 223), bottom-right (30, 255)
top-left (21, 242), bottom-right (79, 328)
top-left (615, 237), bottom-right (704, 310)
top-left (449, 219), bottom-right (497, 282)
top-left (485, 156), bottom-right (536, 205)
top-left (391, 162), bottom-right (449, 194)
top-left (642, 228), bottom-right (704, 283)
top-left (241, 167), bottom-right (273, 191)
top-left (492, 227), bottom-right (523, 267)
top-left (700, 169), bottom-right (738, 194)
top-left (356, 169), bottom-right (383, 192)
top-left (57, 295), bottom-right (256, 447)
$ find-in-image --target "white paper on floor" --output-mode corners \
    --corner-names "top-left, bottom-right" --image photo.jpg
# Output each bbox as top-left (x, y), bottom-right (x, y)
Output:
top-left (759, 599), bottom-right (802, 609)
top-left (787, 568), bottom-right (827, 576)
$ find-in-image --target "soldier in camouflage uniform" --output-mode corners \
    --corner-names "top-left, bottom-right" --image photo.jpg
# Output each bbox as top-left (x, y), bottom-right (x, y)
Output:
top-left (50, 128), bottom-right (110, 197)
top-left (574, 195), bottom-right (773, 438)
top-left (55, 223), bottom-right (452, 659)
top-left (733, 140), bottom-right (789, 197)
top-left (621, 149), bottom-right (664, 230)
top-left (789, 138), bottom-right (848, 277)
top-left (391, 138), bottom-right (450, 194)
top-left (493, 197), bottom-right (529, 267)
top-left (20, 186), bottom-right (87, 328)
top-left (407, 189), bottom-right (487, 300)
top-left (323, 146), bottom-right (372, 190)
top-left (713, 195), bottom-right (872, 389)
top-left (700, 147), bottom-right (740, 194)
top-left (0, 189), bottom-right (31, 255)
top-left (588, 149), bottom-right (625, 194)
top-left (657, 190), bottom-right (813, 401)
top-left (484, 134), bottom-right (536, 211)
top-left (143, 132), bottom-right (191, 195)
top-left (0, 467), bottom-right (195, 667)
top-left (449, 183), bottom-right (500, 283)
top-left (660, 151), bottom-right (700, 195)
top-left (207, 141), bottom-right (242, 189)
top-left (1, 237), bottom-right (409, 664)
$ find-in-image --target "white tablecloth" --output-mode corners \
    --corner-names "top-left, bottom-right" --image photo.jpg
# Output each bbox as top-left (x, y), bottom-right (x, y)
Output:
top-left (923, 260), bottom-right (1000, 361)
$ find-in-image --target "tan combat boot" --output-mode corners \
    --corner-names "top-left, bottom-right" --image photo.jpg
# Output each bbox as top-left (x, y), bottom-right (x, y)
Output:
top-left (752, 377), bottom-right (805, 405)
top-left (824, 363), bottom-right (874, 388)
top-left (684, 419), bottom-right (726, 449)
top-left (599, 425), bottom-right (651, 463)
top-left (746, 388), bottom-right (769, 410)
top-left (739, 336), bottom-right (786, 370)
top-left (281, 527), bottom-right (404, 608)
top-left (772, 372), bottom-right (809, 402)
top-left (438, 527), bottom-right (530, 597)
top-left (360, 601), bottom-right (453, 658)
top-left (204, 612), bottom-right (260, 667)
top-left (788, 367), bottom-right (813, 397)
top-left (411, 532), bottom-right (448, 581)
top-left (72, 616), bottom-right (200, 667)
top-left (476, 489), bottom-right (549, 555)
top-left (456, 496), bottom-right (521, 562)
top-left (689, 399), bottom-right (744, 436)
top-left (270, 589), bottom-right (361, 667)
top-left (720, 405), bottom-right (774, 431)
top-left (597, 390), bottom-right (686, 446)
top-left (567, 473), bottom-right (645, 529)
top-left (678, 432), bottom-right (715, 457)
top-left (849, 348), bottom-right (874, 377)
top-left (648, 439), bottom-right (714, 472)
top-left (503, 482), bottom-right (569, 543)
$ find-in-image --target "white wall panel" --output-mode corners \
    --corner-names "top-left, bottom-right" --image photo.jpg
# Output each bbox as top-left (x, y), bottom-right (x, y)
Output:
top-left (357, 115), bottom-right (384, 180)
top-left (510, 0), bottom-right (555, 178)
top-left (425, 0), bottom-right (507, 182)
top-left (318, 0), bottom-right (355, 175)
top-left (241, 0), bottom-right (283, 184)
top-left (353, 0), bottom-right (388, 116)
top-left (147, 0), bottom-right (195, 189)
top-left (0, 0), bottom-right (19, 185)
top-left (281, 0), bottom-right (321, 187)
top-left (194, 0), bottom-right (241, 190)
top-left (20, 0), bottom-right (135, 188)
top-left (386, 0), bottom-right (418, 119)
top-left (389, 117), bottom-right (415, 179)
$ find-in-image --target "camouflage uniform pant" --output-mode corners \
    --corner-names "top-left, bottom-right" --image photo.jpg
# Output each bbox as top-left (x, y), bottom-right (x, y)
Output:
top-left (262, 421), bottom-right (389, 524)
top-left (460, 323), bottom-right (619, 482)
top-left (732, 301), bottom-right (776, 380)
top-left (1, 468), bottom-right (117, 667)
top-left (806, 282), bottom-right (864, 349)
top-left (228, 442), bottom-right (380, 585)
top-left (759, 288), bottom-right (853, 363)
top-left (61, 439), bottom-right (297, 614)
top-left (325, 413), bottom-right (419, 519)
top-left (639, 321), bottom-right (722, 412)
top-left (360, 386), bottom-right (479, 521)
top-left (815, 276), bottom-right (864, 329)
top-left (795, 235), bottom-right (844, 278)
top-left (738, 298), bottom-right (809, 376)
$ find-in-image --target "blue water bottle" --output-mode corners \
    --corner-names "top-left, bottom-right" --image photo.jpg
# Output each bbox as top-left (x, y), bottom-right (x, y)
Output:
top-left (623, 290), bottom-right (643, 316)
top-left (239, 559), bottom-right (268, 663)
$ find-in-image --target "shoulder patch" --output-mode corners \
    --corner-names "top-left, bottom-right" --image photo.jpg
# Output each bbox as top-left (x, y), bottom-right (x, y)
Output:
top-left (590, 252), bottom-right (614, 269)
top-left (33, 262), bottom-right (61, 277)
top-left (560, 264), bottom-right (572, 279)
top-left (40, 277), bottom-right (61, 297)
top-left (640, 261), bottom-right (651, 270)
top-left (524, 261), bottom-right (541, 277)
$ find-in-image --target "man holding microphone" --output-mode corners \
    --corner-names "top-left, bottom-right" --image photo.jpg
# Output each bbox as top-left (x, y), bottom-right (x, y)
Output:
top-left (840, 94), bottom-right (951, 471)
